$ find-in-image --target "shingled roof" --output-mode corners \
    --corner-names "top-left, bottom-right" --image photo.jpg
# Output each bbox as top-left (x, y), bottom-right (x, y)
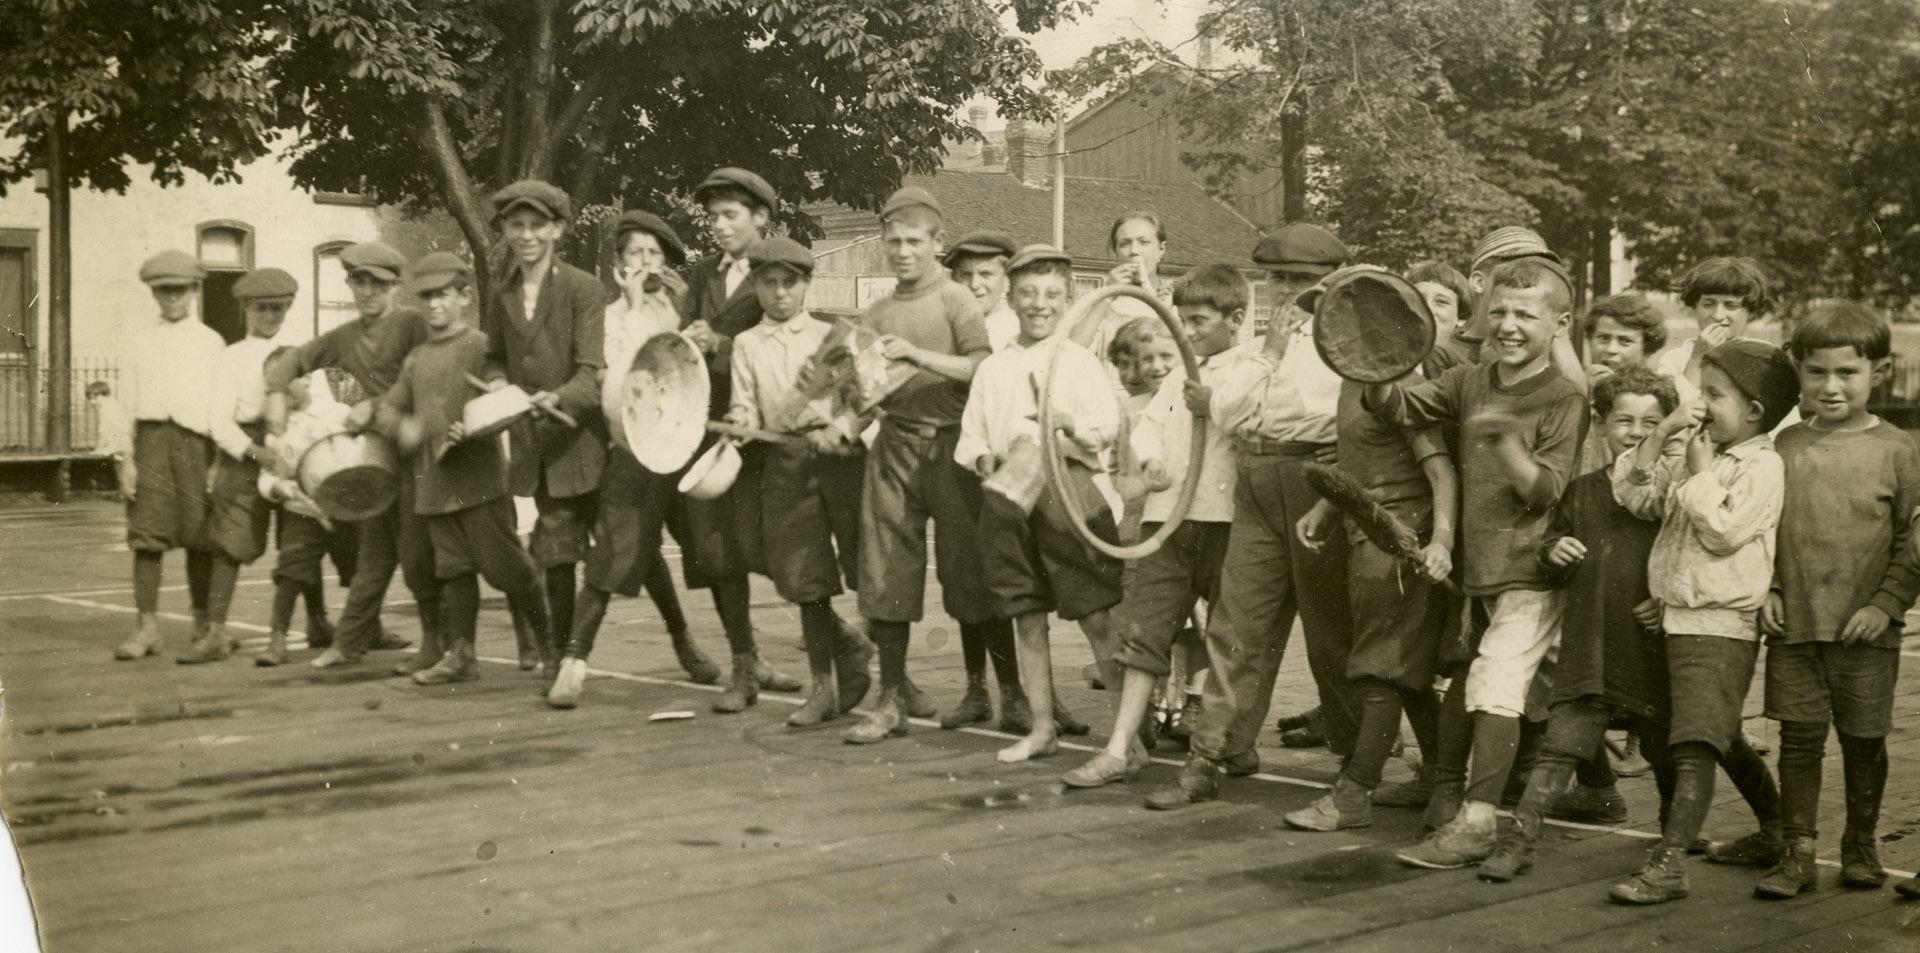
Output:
top-left (808, 169), bottom-right (1262, 271)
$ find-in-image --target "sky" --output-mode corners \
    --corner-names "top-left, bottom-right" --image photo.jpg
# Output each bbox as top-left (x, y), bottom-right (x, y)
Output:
top-left (964, 0), bottom-right (1218, 129)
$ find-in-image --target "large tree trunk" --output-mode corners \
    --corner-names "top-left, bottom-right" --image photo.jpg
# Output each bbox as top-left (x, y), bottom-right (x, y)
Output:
top-left (417, 96), bottom-right (495, 295)
top-left (1586, 220), bottom-right (1611, 304)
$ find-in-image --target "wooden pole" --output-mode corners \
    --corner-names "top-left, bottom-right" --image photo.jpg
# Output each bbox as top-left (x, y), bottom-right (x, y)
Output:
top-left (46, 108), bottom-right (72, 455)
top-left (1051, 118), bottom-right (1065, 248)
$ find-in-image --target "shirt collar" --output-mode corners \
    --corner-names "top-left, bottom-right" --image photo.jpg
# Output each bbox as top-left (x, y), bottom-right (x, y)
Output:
top-left (756, 311), bottom-right (814, 334)
top-left (1721, 434), bottom-right (1773, 459)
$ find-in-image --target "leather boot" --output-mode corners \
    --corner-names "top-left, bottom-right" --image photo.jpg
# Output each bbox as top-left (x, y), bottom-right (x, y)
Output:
top-left (305, 617), bottom-right (334, 650)
top-left (844, 687), bottom-right (908, 744)
top-left (940, 675), bottom-right (993, 730)
top-left (999, 689), bottom-right (1034, 734)
top-left (713, 654), bottom-right (759, 713)
top-left (255, 630), bottom-right (290, 668)
top-left (1754, 836), bottom-right (1819, 899)
top-left (1609, 845), bottom-right (1691, 905)
top-left (1284, 775), bottom-right (1373, 832)
top-left (754, 655), bottom-right (803, 693)
top-left (546, 657), bottom-right (589, 710)
top-left (1167, 693), bottom-right (1202, 743)
top-left (114, 613), bottom-right (163, 660)
top-left (393, 600), bottom-right (445, 676)
top-left (787, 625), bottom-right (839, 728)
top-left (1841, 833), bottom-right (1886, 889)
top-left (899, 674), bottom-right (937, 719)
top-left (513, 610), bottom-right (539, 671)
top-left (369, 627), bottom-right (412, 651)
top-left (669, 627), bottom-right (722, 685)
top-left (831, 623), bottom-right (874, 712)
top-left (177, 623), bottom-right (232, 664)
top-left (1144, 755), bottom-right (1220, 811)
top-left (412, 637), bottom-right (477, 685)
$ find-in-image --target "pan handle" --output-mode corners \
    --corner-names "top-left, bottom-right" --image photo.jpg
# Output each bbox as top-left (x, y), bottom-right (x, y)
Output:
top-left (706, 420), bottom-right (808, 447)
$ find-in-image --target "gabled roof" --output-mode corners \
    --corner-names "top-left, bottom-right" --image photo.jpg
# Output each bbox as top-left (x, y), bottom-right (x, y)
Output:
top-left (808, 168), bottom-right (1261, 271)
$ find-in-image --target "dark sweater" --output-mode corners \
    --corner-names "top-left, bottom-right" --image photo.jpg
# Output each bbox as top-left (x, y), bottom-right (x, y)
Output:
top-left (1541, 468), bottom-right (1666, 717)
top-left (265, 305), bottom-right (430, 399)
top-left (376, 325), bottom-right (509, 516)
top-left (1364, 360), bottom-right (1586, 596)
top-left (1772, 419), bottom-right (1920, 648)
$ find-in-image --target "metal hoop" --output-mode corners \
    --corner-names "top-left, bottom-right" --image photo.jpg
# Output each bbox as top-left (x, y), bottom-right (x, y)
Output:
top-left (1037, 283), bottom-right (1204, 560)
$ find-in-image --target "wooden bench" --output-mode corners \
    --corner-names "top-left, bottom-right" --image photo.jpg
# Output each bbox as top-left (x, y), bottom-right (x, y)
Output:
top-left (0, 449), bottom-right (114, 502)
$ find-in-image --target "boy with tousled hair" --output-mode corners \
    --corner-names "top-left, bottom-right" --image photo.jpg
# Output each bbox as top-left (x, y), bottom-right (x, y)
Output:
top-left (1607, 338), bottom-right (1796, 905)
top-left (959, 245), bottom-right (1123, 764)
top-left (1654, 256), bottom-right (1774, 402)
top-left (1364, 256), bottom-right (1588, 868)
top-left (378, 252), bottom-right (556, 687)
top-left (1064, 263), bottom-right (1244, 786)
top-left (1407, 260), bottom-right (1472, 366)
top-left (1754, 301), bottom-right (1920, 898)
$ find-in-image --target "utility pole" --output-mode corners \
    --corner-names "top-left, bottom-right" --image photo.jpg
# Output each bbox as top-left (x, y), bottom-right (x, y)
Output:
top-left (47, 108), bottom-right (72, 455)
top-left (1051, 116), bottom-right (1065, 248)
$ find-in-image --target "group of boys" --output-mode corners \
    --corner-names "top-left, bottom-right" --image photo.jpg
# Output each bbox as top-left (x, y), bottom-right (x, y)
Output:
top-left (110, 166), bottom-right (1920, 903)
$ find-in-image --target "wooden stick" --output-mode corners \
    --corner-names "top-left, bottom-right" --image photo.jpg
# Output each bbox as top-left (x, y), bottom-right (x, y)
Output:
top-left (462, 373), bottom-right (578, 428)
top-left (705, 420), bottom-right (807, 447)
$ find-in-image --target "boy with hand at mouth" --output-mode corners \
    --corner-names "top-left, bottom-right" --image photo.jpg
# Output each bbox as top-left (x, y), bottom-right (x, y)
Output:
top-left (1607, 338), bottom-right (1797, 905)
top-left (957, 245), bottom-right (1123, 764)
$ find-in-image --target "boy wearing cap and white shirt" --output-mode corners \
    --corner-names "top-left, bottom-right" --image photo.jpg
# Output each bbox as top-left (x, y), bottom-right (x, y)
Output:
top-left (112, 251), bottom-right (229, 661)
top-left (265, 240), bottom-right (432, 669)
top-left (1145, 222), bottom-right (1360, 810)
top-left (936, 228), bottom-right (1030, 731)
top-left (958, 244), bottom-right (1125, 764)
top-left (181, 267), bottom-right (299, 664)
top-left (548, 210), bottom-right (729, 709)
top-left (722, 236), bottom-right (872, 725)
top-left (481, 179), bottom-right (608, 684)
top-left (378, 252), bottom-right (555, 686)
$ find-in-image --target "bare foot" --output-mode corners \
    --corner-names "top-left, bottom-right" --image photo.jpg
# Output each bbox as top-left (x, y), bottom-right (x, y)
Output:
top-left (996, 733), bottom-right (1059, 764)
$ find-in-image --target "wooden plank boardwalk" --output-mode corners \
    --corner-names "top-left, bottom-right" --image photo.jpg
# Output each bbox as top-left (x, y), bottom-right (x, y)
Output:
top-left (2, 501), bottom-right (1918, 952)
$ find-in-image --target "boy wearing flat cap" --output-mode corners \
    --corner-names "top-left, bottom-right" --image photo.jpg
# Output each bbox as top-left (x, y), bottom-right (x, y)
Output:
top-left (1146, 222), bottom-right (1360, 810)
top-left (480, 179), bottom-right (608, 684)
top-left (548, 210), bottom-right (725, 710)
top-left (112, 251), bottom-right (229, 661)
top-left (181, 267), bottom-right (299, 663)
top-left (265, 240), bottom-right (433, 669)
top-left (945, 230), bottom-right (1020, 354)
top-left (958, 244), bottom-right (1124, 764)
top-left (719, 236), bottom-right (872, 725)
top-left (845, 185), bottom-right (1006, 745)
top-left (377, 252), bottom-right (554, 686)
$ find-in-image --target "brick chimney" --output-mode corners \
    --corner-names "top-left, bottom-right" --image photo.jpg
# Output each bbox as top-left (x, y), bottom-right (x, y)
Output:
top-left (1004, 118), bottom-right (1051, 189)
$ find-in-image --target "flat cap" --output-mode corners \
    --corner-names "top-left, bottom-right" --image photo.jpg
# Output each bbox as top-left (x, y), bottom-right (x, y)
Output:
top-left (880, 186), bottom-right (941, 221)
top-left (405, 251), bottom-right (471, 296)
top-left (613, 210), bottom-right (687, 267)
top-left (1252, 223), bottom-right (1347, 276)
top-left (1471, 225), bottom-right (1560, 272)
top-left (232, 267), bottom-right (299, 301)
top-left (339, 241), bottom-right (406, 282)
top-left (491, 179), bottom-right (573, 223)
top-left (1006, 244), bottom-right (1073, 275)
top-left (750, 236), bottom-right (814, 277)
top-left (693, 167), bottom-right (778, 211)
top-left (138, 250), bottom-right (205, 285)
top-left (942, 230), bottom-right (1017, 267)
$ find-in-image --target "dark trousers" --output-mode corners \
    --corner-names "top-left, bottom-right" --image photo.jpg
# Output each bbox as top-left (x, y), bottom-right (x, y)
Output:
top-left (1513, 701), bottom-right (1673, 840)
top-left (1189, 446), bottom-right (1357, 763)
top-left (333, 478), bottom-right (436, 655)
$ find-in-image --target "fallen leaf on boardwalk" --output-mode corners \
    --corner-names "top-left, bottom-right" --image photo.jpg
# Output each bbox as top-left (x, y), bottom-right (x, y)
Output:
top-left (649, 710), bottom-right (696, 722)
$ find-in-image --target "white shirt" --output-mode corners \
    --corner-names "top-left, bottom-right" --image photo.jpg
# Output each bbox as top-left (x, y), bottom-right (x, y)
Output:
top-left (210, 334), bottom-right (277, 460)
top-left (731, 312), bottom-right (834, 432)
top-left (124, 315), bottom-right (227, 439)
top-left (983, 303), bottom-right (1019, 353)
top-left (1209, 321), bottom-right (1342, 446)
top-left (955, 334), bottom-right (1118, 469)
top-left (1133, 347), bottom-right (1246, 524)
top-left (721, 256), bottom-right (750, 298)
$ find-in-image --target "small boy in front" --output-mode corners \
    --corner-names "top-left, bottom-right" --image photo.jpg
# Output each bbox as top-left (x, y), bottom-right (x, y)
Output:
top-left (255, 365), bottom-right (354, 666)
top-left (112, 251), bottom-right (227, 662)
top-left (1284, 266), bottom-right (1458, 833)
top-left (378, 252), bottom-right (555, 686)
top-left (186, 267), bottom-right (300, 664)
top-left (936, 228), bottom-right (1027, 731)
top-left (846, 187), bottom-right (1001, 746)
top-left (1606, 338), bottom-right (1798, 905)
top-left (1361, 257), bottom-right (1587, 868)
top-left (725, 236), bottom-right (871, 727)
top-left (1753, 302), bottom-right (1920, 898)
top-left (1063, 264), bottom-right (1247, 787)
top-left (481, 180), bottom-right (607, 683)
top-left (1479, 365), bottom-right (1680, 881)
top-left (957, 245), bottom-right (1123, 764)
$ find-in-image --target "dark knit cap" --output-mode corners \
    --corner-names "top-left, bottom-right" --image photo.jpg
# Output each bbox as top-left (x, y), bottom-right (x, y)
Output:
top-left (1701, 339), bottom-right (1800, 432)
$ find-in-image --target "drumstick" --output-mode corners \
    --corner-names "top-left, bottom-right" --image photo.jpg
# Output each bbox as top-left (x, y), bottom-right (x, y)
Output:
top-left (706, 420), bottom-right (808, 447)
top-left (463, 373), bottom-right (579, 429)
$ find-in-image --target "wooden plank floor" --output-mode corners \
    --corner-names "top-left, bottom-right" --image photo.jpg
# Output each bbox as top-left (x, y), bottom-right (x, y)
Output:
top-left (3, 501), bottom-right (1919, 952)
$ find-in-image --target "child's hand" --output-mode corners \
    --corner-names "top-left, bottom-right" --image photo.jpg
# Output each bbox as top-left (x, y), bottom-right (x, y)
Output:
top-left (805, 428), bottom-right (851, 457)
top-left (1840, 605), bottom-right (1891, 644)
top-left (1585, 363), bottom-right (1615, 387)
top-left (1760, 591), bottom-right (1786, 636)
top-left (1417, 542), bottom-right (1452, 583)
top-left (1182, 380), bottom-right (1212, 418)
top-left (1657, 397), bottom-right (1703, 437)
top-left (1544, 537), bottom-right (1588, 569)
top-left (116, 459), bottom-right (138, 501)
top-left (1113, 473), bottom-right (1149, 503)
top-left (1294, 504), bottom-right (1336, 553)
top-left (1697, 321), bottom-right (1733, 352)
top-left (446, 421), bottom-right (467, 444)
top-left (1141, 459), bottom-right (1172, 492)
top-left (878, 335), bottom-right (921, 365)
top-left (974, 454), bottom-right (1001, 479)
top-left (1684, 427), bottom-right (1715, 476)
top-left (1632, 597), bottom-right (1664, 633)
top-left (683, 320), bottom-right (721, 353)
top-left (1464, 410), bottom-right (1522, 446)
top-left (724, 406), bottom-right (755, 431)
top-left (396, 417), bottom-right (424, 454)
top-left (344, 399), bottom-right (376, 433)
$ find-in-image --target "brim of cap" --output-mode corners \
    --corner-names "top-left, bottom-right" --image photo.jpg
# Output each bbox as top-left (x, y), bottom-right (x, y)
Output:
top-left (347, 265), bottom-right (402, 281)
top-left (1267, 262), bottom-right (1338, 277)
top-left (406, 274), bottom-right (461, 295)
top-left (1473, 248), bottom-right (1562, 269)
top-left (494, 196), bottom-right (559, 220)
top-left (143, 277), bottom-right (201, 288)
top-left (749, 260), bottom-right (811, 278)
top-left (237, 293), bottom-right (297, 303)
top-left (943, 243), bottom-right (1009, 263)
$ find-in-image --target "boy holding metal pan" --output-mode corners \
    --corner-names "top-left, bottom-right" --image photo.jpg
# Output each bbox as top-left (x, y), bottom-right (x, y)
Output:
top-left (376, 252), bottom-right (554, 687)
